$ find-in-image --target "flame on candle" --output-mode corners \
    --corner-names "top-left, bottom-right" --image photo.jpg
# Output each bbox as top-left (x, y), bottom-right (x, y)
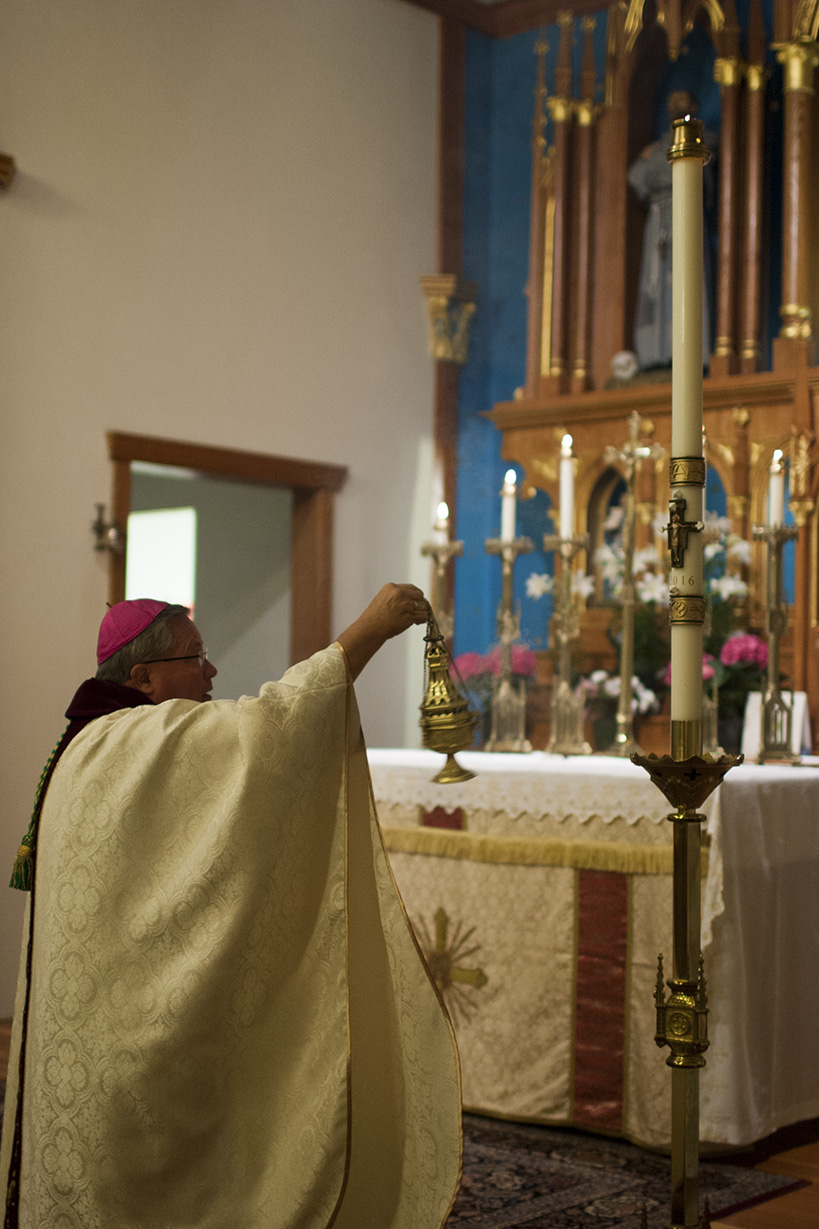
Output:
top-left (504, 469), bottom-right (517, 487)
top-left (771, 449), bottom-right (783, 470)
top-left (436, 501), bottom-right (449, 522)
top-left (561, 434), bottom-right (573, 454)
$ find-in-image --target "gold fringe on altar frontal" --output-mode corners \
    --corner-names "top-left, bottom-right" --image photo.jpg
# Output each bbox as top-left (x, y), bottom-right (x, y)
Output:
top-left (381, 825), bottom-right (709, 878)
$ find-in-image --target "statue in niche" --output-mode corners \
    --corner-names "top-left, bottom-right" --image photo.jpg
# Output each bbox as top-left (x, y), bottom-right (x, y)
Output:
top-left (627, 89), bottom-right (717, 372)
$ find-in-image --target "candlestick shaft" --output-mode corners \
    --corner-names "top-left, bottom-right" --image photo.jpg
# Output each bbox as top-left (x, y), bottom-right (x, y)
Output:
top-left (669, 123), bottom-right (707, 739)
top-left (671, 158), bottom-right (704, 459)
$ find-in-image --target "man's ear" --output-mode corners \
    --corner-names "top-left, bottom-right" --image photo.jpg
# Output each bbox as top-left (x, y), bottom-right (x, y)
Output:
top-left (128, 664), bottom-right (155, 696)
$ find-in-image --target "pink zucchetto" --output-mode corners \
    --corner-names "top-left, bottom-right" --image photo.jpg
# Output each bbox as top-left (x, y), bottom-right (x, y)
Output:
top-left (97, 599), bottom-right (170, 665)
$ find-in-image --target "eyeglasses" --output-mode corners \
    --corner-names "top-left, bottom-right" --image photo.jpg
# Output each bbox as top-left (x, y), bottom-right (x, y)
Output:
top-left (141, 648), bottom-right (209, 667)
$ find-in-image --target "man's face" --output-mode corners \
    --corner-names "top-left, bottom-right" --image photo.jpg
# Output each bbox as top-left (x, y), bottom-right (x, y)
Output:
top-left (136, 615), bottom-right (218, 704)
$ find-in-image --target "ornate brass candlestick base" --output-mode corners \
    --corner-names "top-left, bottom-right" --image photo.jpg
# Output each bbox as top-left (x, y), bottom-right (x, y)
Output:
top-left (485, 536), bottom-right (534, 752)
top-left (603, 413), bottom-right (664, 757)
top-left (752, 522), bottom-right (800, 764)
top-left (419, 614), bottom-right (479, 784)
top-left (543, 533), bottom-right (591, 754)
top-left (634, 749), bottom-right (741, 1229)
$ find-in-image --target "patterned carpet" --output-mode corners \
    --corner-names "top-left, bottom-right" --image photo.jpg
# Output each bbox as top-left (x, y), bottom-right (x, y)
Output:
top-left (0, 1082), bottom-right (803, 1226)
top-left (451, 1114), bottom-right (805, 1228)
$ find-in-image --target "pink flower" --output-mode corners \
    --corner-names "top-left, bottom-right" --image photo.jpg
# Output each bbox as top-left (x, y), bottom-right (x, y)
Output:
top-left (511, 645), bottom-right (537, 677)
top-left (484, 646), bottom-right (537, 678)
top-left (720, 633), bottom-right (768, 669)
top-left (451, 651), bottom-right (488, 680)
top-left (485, 648), bottom-right (503, 677)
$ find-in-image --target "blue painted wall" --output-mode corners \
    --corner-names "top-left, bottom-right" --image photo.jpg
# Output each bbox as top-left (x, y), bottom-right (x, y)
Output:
top-left (453, 4), bottom-right (783, 657)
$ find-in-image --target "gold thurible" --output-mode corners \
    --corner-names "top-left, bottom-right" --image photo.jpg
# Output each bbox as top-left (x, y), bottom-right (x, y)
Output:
top-left (419, 613), bottom-right (479, 785)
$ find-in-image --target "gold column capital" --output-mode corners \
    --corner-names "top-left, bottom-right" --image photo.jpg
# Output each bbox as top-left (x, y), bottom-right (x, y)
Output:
top-left (745, 62), bottom-right (768, 91)
top-left (779, 302), bottom-right (813, 339)
top-left (714, 56), bottom-right (743, 86)
top-left (774, 39), bottom-right (819, 92)
top-left (547, 96), bottom-right (572, 124)
top-left (789, 496), bottom-right (815, 527)
top-left (420, 275), bottom-right (478, 365)
top-left (574, 100), bottom-right (597, 126)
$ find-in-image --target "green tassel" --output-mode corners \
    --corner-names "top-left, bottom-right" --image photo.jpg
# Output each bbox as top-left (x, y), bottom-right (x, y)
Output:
top-left (10, 840), bottom-right (33, 891)
top-left (10, 723), bottom-right (71, 891)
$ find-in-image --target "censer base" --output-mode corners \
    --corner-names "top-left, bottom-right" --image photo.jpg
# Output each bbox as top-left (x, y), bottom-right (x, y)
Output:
top-left (432, 753), bottom-right (476, 785)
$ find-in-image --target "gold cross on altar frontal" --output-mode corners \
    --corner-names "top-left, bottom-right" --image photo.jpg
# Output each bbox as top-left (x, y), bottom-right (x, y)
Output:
top-left (420, 907), bottom-right (488, 1025)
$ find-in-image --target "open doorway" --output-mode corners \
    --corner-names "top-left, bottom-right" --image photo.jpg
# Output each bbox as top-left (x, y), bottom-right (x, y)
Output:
top-left (107, 432), bottom-right (347, 682)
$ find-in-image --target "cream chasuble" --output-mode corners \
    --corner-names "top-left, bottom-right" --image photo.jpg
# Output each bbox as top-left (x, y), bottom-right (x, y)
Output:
top-left (1, 646), bottom-right (461, 1228)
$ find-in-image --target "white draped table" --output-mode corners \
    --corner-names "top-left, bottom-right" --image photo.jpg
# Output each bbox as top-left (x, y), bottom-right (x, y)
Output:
top-left (369, 748), bottom-right (819, 1149)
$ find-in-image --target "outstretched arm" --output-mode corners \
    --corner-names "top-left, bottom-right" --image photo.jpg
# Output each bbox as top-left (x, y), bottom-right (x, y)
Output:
top-left (336, 583), bottom-right (429, 681)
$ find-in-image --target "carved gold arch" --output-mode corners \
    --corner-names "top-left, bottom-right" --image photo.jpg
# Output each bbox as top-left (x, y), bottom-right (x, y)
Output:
top-left (624, 0), bottom-right (726, 60)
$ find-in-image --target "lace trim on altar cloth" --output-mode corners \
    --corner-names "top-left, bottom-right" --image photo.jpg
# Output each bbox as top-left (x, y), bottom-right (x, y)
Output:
top-left (367, 749), bottom-right (719, 832)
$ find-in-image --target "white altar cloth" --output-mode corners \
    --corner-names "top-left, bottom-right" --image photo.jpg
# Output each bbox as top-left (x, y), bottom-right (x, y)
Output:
top-left (369, 749), bottom-right (819, 1148)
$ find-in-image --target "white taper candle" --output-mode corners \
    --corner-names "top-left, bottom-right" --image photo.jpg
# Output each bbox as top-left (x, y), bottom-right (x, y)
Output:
top-left (433, 501), bottom-right (450, 545)
top-left (559, 435), bottom-right (574, 540)
top-left (501, 470), bottom-right (517, 543)
top-left (767, 451), bottom-right (785, 527)
top-left (669, 121), bottom-right (707, 726)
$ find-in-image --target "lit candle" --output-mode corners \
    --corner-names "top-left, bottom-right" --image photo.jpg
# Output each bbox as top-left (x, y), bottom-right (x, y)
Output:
top-left (767, 450), bottom-right (785, 527)
top-left (433, 500), bottom-right (450, 545)
top-left (501, 469), bottom-right (517, 543)
top-left (559, 434), bottom-right (574, 540)
top-left (669, 119), bottom-right (707, 727)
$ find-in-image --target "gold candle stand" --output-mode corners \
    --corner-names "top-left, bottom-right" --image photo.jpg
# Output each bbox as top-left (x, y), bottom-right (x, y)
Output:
top-left (751, 521), bottom-right (800, 763)
top-left (632, 117), bottom-right (739, 1229)
top-left (542, 531), bottom-right (591, 754)
top-left (420, 537), bottom-right (464, 641)
top-left (603, 412), bottom-right (664, 756)
top-left (485, 535), bottom-right (534, 751)
top-left (633, 750), bottom-right (741, 1229)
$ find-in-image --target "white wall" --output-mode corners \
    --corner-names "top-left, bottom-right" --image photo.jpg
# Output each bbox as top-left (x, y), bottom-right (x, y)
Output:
top-left (0, 0), bottom-right (438, 1014)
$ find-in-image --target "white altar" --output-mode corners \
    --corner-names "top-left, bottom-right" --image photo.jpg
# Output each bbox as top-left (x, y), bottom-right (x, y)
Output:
top-left (369, 749), bottom-right (819, 1149)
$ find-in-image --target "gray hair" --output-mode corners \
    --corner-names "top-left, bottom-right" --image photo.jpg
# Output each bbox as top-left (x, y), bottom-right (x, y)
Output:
top-left (96, 604), bottom-right (191, 684)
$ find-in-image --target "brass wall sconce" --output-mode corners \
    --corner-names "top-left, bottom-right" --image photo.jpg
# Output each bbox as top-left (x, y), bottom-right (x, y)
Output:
top-left (91, 503), bottom-right (125, 553)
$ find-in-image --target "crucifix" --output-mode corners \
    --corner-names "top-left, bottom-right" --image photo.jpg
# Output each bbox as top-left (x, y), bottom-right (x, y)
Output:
top-left (602, 410), bottom-right (664, 755)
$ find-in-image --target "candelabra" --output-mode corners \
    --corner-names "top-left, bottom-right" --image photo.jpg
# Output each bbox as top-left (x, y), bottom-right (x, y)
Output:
top-left (420, 535), bottom-right (463, 641)
top-left (604, 411), bottom-right (664, 756)
top-left (752, 520), bottom-right (800, 763)
top-left (542, 530), bottom-right (590, 754)
top-left (484, 534), bottom-right (534, 751)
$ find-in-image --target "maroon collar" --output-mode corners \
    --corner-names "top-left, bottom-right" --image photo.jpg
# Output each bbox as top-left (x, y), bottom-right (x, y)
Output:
top-left (65, 678), bottom-right (155, 723)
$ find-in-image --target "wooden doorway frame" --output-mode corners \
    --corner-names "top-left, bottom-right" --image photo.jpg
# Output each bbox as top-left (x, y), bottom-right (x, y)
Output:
top-left (107, 431), bottom-right (348, 666)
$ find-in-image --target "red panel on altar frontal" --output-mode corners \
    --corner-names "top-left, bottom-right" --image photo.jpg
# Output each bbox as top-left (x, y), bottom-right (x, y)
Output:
top-left (573, 869), bottom-right (629, 1131)
top-left (422, 806), bottom-right (465, 830)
